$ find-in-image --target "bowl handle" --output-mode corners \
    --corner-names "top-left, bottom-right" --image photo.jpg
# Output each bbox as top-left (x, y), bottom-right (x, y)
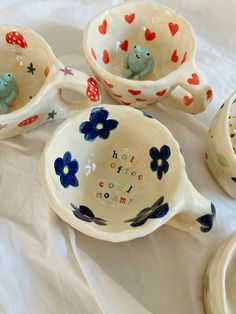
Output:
top-left (51, 62), bottom-right (101, 118)
top-left (162, 61), bottom-right (213, 114)
top-left (168, 181), bottom-right (216, 233)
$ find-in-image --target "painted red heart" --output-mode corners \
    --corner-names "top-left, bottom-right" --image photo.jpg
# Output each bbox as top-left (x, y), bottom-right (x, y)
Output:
top-left (125, 13), bottom-right (135, 24)
top-left (98, 20), bottom-right (107, 35)
top-left (187, 73), bottom-right (200, 85)
top-left (181, 51), bottom-right (187, 64)
top-left (171, 49), bottom-right (178, 63)
top-left (207, 89), bottom-right (213, 100)
top-left (156, 89), bottom-right (167, 96)
top-left (91, 48), bottom-right (97, 61)
top-left (121, 100), bottom-right (131, 106)
top-left (113, 93), bottom-right (122, 98)
top-left (120, 40), bottom-right (129, 51)
top-left (136, 98), bottom-right (147, 101)
top-left (168, 22), bottom-right (179, 36)
top-left (183, 96), bottom-right (193, 106)
top-left (145, 28), bottom-right (156, 41)
top-left (128, 89), bottom-right (142, 95)
top-left (104, 80), bottom-right (113, 88)
top-left (102, 49), bottom-right (109, 64)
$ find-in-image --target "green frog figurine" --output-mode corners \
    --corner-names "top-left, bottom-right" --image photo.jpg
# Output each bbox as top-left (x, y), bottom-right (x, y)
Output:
top-left (0, 72), bottom-right (19, 114)
top-left (124, 45), bottom-right (154, 80)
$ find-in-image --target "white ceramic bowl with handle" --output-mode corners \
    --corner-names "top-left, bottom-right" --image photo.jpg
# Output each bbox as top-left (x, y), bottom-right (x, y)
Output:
top-left (40, 105), bottom-right (216, 242)
top-left (83, 1), bottom-right (213, 113)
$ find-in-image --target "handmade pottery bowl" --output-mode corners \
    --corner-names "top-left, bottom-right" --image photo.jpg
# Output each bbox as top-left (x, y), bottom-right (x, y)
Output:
top-left (0, 24), bottom-right (101, 139)
top-left (83, 1), bottom-right (213, 114)
top-left (40, 105), bottom-right (216, 242)
top-left (204, 233), bottom-right (236, 314)
top-left (206, 91), bottom-right (236, 198)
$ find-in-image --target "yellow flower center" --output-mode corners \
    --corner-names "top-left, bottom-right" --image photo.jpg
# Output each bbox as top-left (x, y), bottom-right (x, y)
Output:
top-left (63, 166), bottom-right (69, 174)
top-left (157, 159), bottom-right (163, 167)
top-left (96, 123), bottom-right (103, 130)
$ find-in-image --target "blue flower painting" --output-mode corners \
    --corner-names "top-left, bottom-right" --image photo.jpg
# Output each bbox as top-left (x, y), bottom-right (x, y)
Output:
top-left (71, 203), bottom-right (107, 226)
top-left (79, 107), bottom-right (118, 141)
top-left (125, 196), bottom-right (169, 227)
top-left (150, 145), bottom-right (171, 180)
top-left (54, 152), bottom-right (79, 188)
top-left (196, 203), bottom-right (216, 233)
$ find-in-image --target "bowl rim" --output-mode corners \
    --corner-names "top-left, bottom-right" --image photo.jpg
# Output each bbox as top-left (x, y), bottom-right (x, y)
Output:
top-left (83, 1), bottom-right (197, 86)
top-left (205, 232), bottom-right (236, 314)
top-left (0, 23), bottom-right (59, 120)
top-left (39, 104), bottom-right (186, 242)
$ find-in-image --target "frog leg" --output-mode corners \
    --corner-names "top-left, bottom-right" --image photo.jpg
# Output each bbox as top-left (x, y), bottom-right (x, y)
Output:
top-left (125, 68), bottom-right (134, 79)
top-left (5, 91), bottom-right (17, 106)
top-left (0, 101), bottom-right (9, 114)
top-left (135, 62), bottom-right (154, 80)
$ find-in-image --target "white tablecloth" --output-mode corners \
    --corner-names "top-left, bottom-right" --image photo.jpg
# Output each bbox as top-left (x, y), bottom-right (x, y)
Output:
top-left (0, 1), bottom-right (236, 313)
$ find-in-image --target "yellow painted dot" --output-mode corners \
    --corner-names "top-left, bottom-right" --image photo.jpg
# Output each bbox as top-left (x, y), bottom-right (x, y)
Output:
top-left (157, 159), bottom-right (163, 167)
top-left (96, 123), bottom-right (103, 130)
top-left (63, 166), bottom-right (69, 174)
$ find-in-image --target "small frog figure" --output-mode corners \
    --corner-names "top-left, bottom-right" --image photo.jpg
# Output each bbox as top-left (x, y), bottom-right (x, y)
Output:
top-left (124, 45), bottom-right (154, 80)
top-left (0, 72), bottom-right (19, 114)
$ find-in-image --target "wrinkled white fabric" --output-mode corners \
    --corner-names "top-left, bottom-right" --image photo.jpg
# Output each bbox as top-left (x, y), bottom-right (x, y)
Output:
top-left (0, 0), bottom-right (235, 313)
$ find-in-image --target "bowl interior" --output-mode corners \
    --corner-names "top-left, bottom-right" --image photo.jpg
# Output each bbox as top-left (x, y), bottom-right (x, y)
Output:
top-left (0, 25), bottom-right (54, 113)
top-left (226, 248), bottom-right (236, 313)
top-left (228, 98), bottom-right (236, 155)
top-left (85, 2), bottom-right (194, 81)
top-left (43, 106), bottom-right (182, 234)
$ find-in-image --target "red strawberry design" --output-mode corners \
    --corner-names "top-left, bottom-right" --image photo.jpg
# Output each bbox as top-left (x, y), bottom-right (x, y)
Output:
top-left (18, 115), bottom-right (38, 127)
top-left (187, 73), bottom-right (200, 85)
top-left (128, 89), bottom-right (141, 96)
top-left (145, 28), bottom-right (156, 41)
top-left (102, 49), bottom-right (109, 64)
top-left (171, 49), bottom-right (178, 63)
top-left (156, 89), bottom-right (167, 96)
top-left (98, 20), bottom-right (107, 35)
top-left (183, 96), bottom-right (193, 106)
top-left (124, 13), bottom-right (135, 24)
top-left (6, 31), bottom-right (27, 48)
top-left (119, 40), bottom-right (129, 51)
top-left (86, 77), bottom-right (100, 102)
top-left (168, 22), bottom-right (179, 36)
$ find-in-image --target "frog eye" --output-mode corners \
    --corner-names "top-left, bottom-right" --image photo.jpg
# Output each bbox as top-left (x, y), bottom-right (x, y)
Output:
top-left (7, 73), bottom-right (12, 78)
top-left (146, 52), bottom-right (151, 57)
top-left (133, 45), bottom-right (137, 49)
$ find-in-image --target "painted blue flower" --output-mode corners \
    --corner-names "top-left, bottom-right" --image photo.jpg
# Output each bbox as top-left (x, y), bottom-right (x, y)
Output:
top-left (71, 203), bottom-right (107, 225)
top-left (196, 203), bottom-right (216, 233)
top-left (79, 107), bottom-right (119, 141)
top-left (125, 196), bottom-right (169, 227)
top-left (54, 152), bottom-right (79, 188)
top-left (149, 145), bottom-right (171, 180)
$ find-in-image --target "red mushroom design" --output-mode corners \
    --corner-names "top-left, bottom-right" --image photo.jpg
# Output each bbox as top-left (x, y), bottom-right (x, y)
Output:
top-left (18, 115), bottom-right (38, 127)
top-left (86, 77), bottom-right (100, 102)
top-left (6, 31), bottom-right (27, 48)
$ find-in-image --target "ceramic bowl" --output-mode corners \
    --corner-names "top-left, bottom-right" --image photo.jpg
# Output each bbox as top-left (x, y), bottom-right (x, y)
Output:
top-left (83, 1), bottom-right (213, 114)
top-left (206, 91), bottom-right (236, 198)
top-left (0, 24), bottom-right (101, 139)
top-left (40, 105), bottom-right (216, 242)
top-left (204, 233), bottom-right (236, 314)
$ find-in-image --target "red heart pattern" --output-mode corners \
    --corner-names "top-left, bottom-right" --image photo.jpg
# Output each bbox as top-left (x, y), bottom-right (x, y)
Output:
top-left (128, 89), bottom-right (142, 95)
top-left (125, 13), bottom-right (135, 24)
top-left (183, 96), bottom-right (193, 106)
top-left (102, 50), bottom-right (109, 64)
top-left (171, 49), bottom-right (178, 63)
top-left (120, 40), bottom-right (129, 51)
top-left (99, 20), bottom-right (107, 35)
top-left (156, 89), bottom-right (167, 97)
top-left (168, 22), bottom-right (179, 36)
top-left (91, 48), bottom-right (97, 61)
top-left (187, 73), bottom-right (200, 85)
top-left (145, 28), bottom-right (156, 41)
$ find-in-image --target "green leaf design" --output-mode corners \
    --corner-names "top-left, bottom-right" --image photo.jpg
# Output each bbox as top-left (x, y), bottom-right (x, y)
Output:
top-left (216, 153), bottom-right (229, 167)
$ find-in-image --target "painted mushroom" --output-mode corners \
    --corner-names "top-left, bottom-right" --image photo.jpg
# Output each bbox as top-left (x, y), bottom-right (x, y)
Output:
top-left (6, 31), bottom-right (28, 50)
